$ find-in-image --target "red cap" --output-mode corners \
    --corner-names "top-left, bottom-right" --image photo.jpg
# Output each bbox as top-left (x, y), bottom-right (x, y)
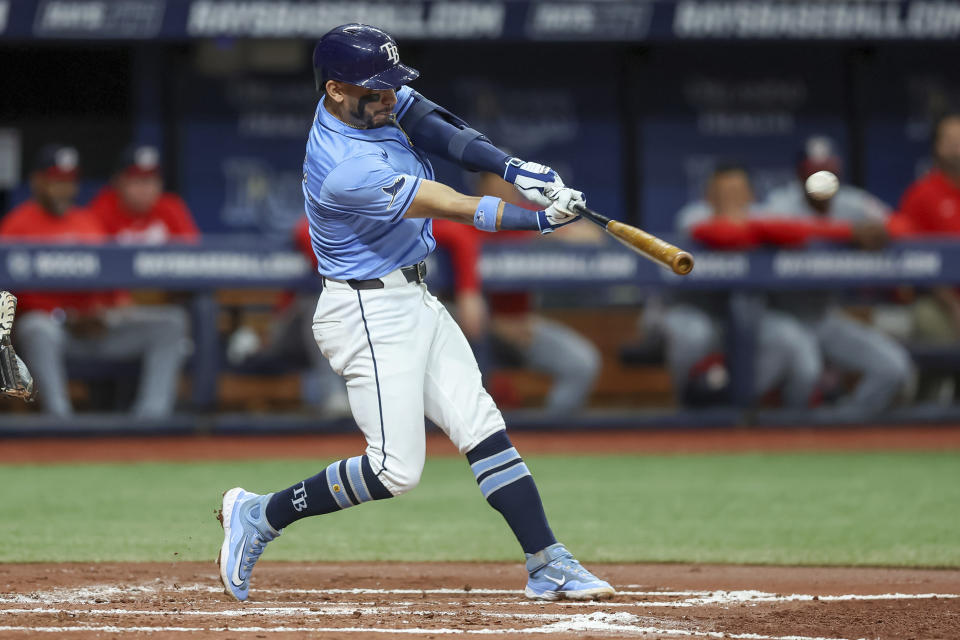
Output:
top-left (117, 145), bottom-right (161, 178)
top-left (798, 136), bottom-right (841, 181)
top-left (33, 145), bottom-right (79, 180)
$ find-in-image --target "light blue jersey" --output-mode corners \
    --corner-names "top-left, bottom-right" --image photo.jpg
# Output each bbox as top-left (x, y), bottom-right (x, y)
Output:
top-left (303, 86), bottom-right (436, 280)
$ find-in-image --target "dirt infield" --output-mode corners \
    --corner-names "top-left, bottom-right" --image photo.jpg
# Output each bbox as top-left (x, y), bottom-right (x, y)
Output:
top-left (2, 426), bottom-right (959, 637)
top-left (1, 562), bottom-right (958, 638)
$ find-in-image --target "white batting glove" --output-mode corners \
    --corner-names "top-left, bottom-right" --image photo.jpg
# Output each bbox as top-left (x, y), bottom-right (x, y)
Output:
top-left (503, 157), bottom-right (564, 208)
top-left (537, 187), bottom-right (584, 234)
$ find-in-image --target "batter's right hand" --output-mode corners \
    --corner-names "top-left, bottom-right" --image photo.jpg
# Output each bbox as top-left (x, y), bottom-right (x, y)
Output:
top-left (537, 187), bottom-right (584, 234)
top-left (503, 157), bottom-right (564, 208)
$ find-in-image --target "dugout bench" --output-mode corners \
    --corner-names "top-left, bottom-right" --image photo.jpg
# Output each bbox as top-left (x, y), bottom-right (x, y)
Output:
top-left (2, 238), bottom-right (960, 419)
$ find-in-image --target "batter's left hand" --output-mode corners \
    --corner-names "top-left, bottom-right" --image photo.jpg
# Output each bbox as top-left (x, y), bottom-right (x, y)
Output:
top-left (503, 157), bottom-right (564, 208)
top-left (537, 187), bottom-right (584, 234)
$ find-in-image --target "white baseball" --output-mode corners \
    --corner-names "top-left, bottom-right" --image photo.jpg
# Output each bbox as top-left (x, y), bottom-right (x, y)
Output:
top-left (804, 170), bottom-right (839, 201)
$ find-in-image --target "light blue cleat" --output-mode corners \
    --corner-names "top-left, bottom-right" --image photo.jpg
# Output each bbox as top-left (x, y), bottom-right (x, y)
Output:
top-left (524, 543), bottom-right (615, 601)
top-left (217, 487), bottom-right (281, 602)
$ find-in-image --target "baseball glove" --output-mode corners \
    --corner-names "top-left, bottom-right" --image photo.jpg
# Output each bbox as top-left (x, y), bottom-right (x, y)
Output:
top-left (0, 291), bottom-right (37, 402)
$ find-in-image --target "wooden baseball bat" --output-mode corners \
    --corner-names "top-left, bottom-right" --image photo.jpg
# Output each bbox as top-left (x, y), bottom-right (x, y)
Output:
top-left (573, 205), bottom-right (695, 276)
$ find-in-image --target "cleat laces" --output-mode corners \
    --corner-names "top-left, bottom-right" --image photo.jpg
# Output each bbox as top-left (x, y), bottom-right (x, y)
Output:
top-left (238, 499), bottom-right (278, 582)
top-left (242, 535), bottom-right (267, 576)
top-left (549, 556), bottom-right (600, 584)
top-left (556, 558), bottom-right (596, 580)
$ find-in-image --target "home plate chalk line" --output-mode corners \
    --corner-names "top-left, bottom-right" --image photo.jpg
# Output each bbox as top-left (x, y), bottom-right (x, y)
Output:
top-left (0, 623), bottom-right (903, 640)
top-left (0, 623), bottom-right (922, 640)
top-left (1, 584), bottom-right (957, 639)
top-left (0, 583), bottom-right (956, 605)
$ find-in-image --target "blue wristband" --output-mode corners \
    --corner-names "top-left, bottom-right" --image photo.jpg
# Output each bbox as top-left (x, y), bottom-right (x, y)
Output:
top-left (473, 196), bottom-right (501, 232)
top-left (499, 202), bottom-right (543, 231)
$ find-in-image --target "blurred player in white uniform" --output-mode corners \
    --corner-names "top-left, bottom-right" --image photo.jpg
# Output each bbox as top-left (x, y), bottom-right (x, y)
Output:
top-left (659, 164), bottom-right (822, 408)
top-left (761, 137), bottom-right (913, 416)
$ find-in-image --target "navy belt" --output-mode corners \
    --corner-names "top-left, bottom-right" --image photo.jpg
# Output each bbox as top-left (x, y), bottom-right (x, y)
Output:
top-left (341, 261), bottom-right (427, 290)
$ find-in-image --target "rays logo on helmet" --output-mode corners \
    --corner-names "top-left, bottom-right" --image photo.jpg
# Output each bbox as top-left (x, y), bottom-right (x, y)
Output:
top-left (382, 176), bottom-right (405, 208)
top-left (379, 42), bottom-right (400, 64)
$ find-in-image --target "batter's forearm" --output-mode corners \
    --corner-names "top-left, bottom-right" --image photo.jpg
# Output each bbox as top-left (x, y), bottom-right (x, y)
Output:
top-left (405, 179), bottom-right (503, 224)
top-left (406, 180), bottom-right (561, 233)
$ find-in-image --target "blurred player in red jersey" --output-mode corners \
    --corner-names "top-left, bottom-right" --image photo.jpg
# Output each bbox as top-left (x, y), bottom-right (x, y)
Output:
top-left (433, 172), bottom-right (601, 413)
top-left (0, 145), bottom-right (188, 417)
top-left (0, 146), bottom-right (101, 240)
top-left (896, 113), bottom-right (960, 235)
top-left (88, 145), bottom-right (199, 244)
top-left (894, 113), bottom-right (960, 338)
top-left (891, 114), bottom-right (960, 395)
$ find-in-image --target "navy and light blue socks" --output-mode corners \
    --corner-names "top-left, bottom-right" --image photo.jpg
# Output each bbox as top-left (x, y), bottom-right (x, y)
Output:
top-left (264, 431), bottom-right (556, 559)
top-left (265, 454), bottom-right (392, 529)
top-left (467, 430), bottom-right (557, 554)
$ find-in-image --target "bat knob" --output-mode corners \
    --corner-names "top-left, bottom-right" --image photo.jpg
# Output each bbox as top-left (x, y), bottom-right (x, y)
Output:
top-left (672, 252), bottom-right (695, 276)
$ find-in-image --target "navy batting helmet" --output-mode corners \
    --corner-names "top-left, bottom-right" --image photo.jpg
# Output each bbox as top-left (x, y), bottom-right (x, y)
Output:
top-left (313, 24), bottom-right (419, 93)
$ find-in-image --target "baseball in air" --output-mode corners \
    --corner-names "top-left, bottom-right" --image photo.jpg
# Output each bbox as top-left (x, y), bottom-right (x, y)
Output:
top-left (804, 170), bottom-right (839, 201)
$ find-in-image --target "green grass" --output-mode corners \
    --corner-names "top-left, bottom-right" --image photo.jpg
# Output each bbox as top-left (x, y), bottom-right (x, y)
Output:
top-left (0, 452), bottom-right (958, 566)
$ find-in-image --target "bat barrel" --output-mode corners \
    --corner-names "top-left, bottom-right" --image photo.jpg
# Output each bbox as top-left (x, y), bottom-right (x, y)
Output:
top-left (672, 251), bottom-right (695, 276)
top-left (573, 205), bottom-right (695, 276)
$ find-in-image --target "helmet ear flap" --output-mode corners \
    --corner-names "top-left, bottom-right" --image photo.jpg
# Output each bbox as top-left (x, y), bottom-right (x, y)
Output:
top-left (312, 41), bottom-right (326, 93)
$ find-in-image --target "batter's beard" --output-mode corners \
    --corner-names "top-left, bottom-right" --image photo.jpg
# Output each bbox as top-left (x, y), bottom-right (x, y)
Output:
top-left (325, 99), bottom-right (389, 130)
top-left (353, 110), bottom-right (392, 129)
top-left (372, 113), bottom-right (394, 128)
top-left (350, 94), bottom-right (393, 129)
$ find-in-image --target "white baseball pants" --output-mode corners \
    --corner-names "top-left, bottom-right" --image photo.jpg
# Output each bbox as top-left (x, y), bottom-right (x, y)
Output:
top-left (313, 270), bottom-right (506, 496)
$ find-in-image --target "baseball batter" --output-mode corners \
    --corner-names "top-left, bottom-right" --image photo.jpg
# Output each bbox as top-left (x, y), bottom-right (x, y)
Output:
top-left (218, 24), bottom-right (614, 602)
